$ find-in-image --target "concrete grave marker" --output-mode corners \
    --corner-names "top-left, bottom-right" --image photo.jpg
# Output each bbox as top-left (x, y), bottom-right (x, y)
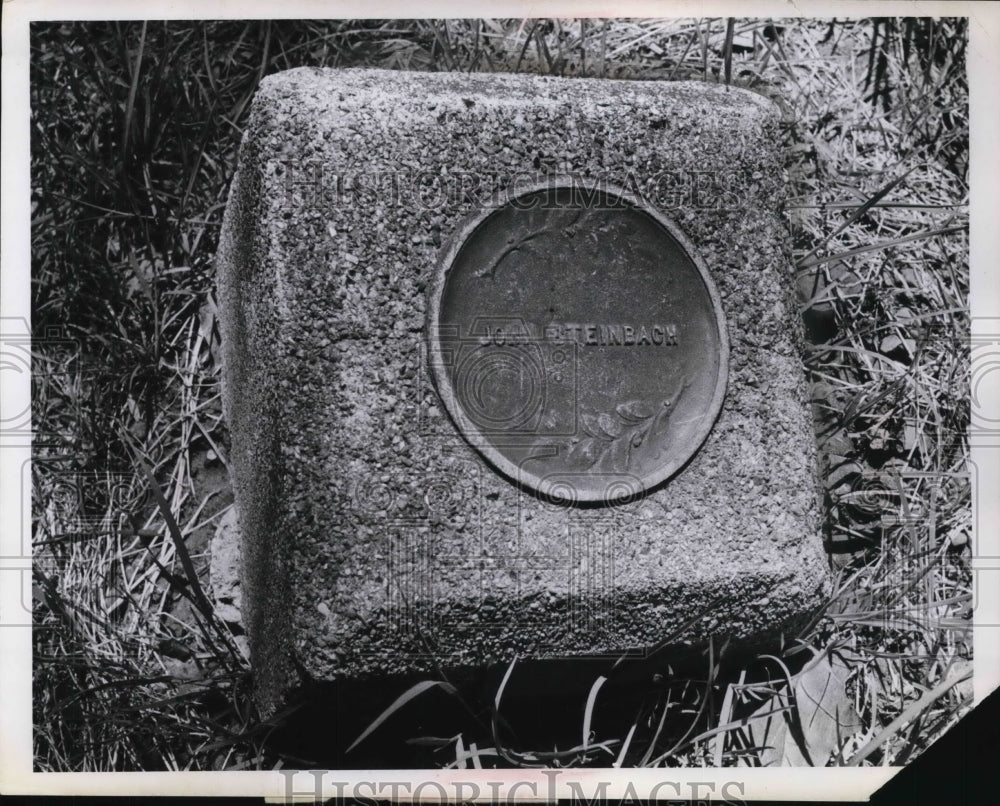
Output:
top-left (217, 67), bottom-right (828, 716)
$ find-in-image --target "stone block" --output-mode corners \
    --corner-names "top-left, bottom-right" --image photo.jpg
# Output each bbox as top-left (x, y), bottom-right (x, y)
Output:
top-left (216, 67), bottom-right (828, 716)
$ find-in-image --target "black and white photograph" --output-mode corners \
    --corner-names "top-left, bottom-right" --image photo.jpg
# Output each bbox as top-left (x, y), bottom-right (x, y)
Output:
top-left (2, 1), bottom-right (998, 800)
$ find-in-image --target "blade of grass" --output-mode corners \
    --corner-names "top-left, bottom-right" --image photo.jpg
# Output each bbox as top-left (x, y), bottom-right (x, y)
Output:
top-left (666, 22), bottom-right (700, 81)
top-left (346, 680), bottom-right (458, 754)
top-left (798, 225), bottom-right (966, 269)
top-left (582, 674), bottom-right (607, 750)
top-left (713, 674), bottom-right (740, 765)
top-left (652, 637), bottom-right (718, 764)
top-left (638, 691), bottom-right (671, 767)
top-left (848, 669), bottom-right (971, 766)
top-left (122, 21), bottom-right (148, 162)
top-left (795, 165), bottom-right (921, 269)
top-left (128, 443), bottom-right (215, 623)
top-left (490, 655), bottom-right (543, 767)
top-left (723, 18), bottom-right (735, 86)
top-left (613, 721), bottom-right (638, 768)
top-left (681, 704), bottom-right (793, 747)
top-left (758, 653), bottom-right (817, 766)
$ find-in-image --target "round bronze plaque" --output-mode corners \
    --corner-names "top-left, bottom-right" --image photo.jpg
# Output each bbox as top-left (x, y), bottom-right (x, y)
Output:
top-left (427, 181), bottom-right (729, 504)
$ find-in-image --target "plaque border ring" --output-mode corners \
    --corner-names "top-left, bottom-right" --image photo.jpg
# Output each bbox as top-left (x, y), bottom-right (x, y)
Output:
top-left (426, 179), bottom-right (730, 504)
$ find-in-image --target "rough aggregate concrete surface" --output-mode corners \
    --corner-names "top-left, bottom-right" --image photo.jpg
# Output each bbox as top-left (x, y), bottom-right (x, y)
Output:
top-left (216, 67), bottom-right (829, 716)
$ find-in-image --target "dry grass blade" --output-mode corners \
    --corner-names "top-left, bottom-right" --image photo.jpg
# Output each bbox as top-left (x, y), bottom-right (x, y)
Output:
top-left (346, 680), bottom-right (459, 754)
top-left (494, 655), bottom-right (517, 712)
top-left (723, 18), bottom-right (734, 86)
top-left (446, 744), bottom-right (501, 769)
top-left (122, 21), bottom-right (148, 161)
top-left (490, 655), bottom-right (538, 767)
top-left (685, 704), bottom-right (792, 747)
top-left (638, 692), bottom-right (671, 767)
top-left (645, 638), bottom-right (720, 765)
top-left (798, 225), bottom-right (966, 269)
top-left (613, 721), bottom-right (638, 768)
top-left (127, 440), bottom-right (215, 625)
top-left (758, 653), bottom-right (817, 766)
top-left (795, 166), bottom-right (920, 269)
top-left (513, 21), bottom-right (537, 73)
top-left (582, 674), bottom-right (607, 749)
top-left (713, 676), bottom-right (738, 765)
top-left (848, 669), bottom-right (971, 766)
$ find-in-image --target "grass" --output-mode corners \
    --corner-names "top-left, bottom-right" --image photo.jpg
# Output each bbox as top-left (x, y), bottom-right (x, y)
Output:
top-left (30, 17), bottom-right (970, 770)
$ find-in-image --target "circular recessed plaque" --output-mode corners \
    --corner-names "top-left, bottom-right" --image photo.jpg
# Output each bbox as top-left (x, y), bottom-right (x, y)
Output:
top-left (427, 181), bottom-right (728, 504)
